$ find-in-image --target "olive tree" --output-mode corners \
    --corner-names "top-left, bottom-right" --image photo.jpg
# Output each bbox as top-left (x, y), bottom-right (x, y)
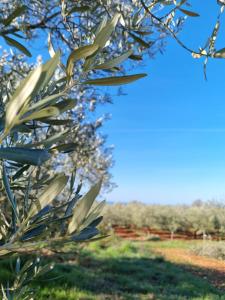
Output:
top-left (0, 10), bottom-right (144, 299)
top-left (102, 201), bottom-right (225, 239)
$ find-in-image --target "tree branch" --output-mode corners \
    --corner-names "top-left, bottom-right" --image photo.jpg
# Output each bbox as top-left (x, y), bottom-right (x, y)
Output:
top-left (0, 11), bottom-right (61, 36)
top-left (140, 0), bottom-right (199, 55)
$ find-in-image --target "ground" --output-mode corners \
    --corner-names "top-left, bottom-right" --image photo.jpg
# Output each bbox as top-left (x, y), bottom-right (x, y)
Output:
top-left (150, 240), bottom-right (225, 291)
top-left (0, 237), bottom-right (224, 300)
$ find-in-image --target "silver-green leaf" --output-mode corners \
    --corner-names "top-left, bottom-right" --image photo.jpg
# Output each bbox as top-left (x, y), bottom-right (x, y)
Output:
top-left (68, 180), bottom-right (102, 234)
top-left (29, 173), bottom-right (68, 217)
top-left (0, 147), bottom-right (51, 166)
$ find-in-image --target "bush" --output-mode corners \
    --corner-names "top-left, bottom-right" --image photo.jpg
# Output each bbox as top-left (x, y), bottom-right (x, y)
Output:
top-left (190, 242), bottom-right (225, 260)
top-left (146, 234), bottom-right (161, 241)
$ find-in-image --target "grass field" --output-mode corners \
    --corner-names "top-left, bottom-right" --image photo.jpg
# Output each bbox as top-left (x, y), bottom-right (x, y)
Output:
top-left (0, 238), bottom-right (224, 299)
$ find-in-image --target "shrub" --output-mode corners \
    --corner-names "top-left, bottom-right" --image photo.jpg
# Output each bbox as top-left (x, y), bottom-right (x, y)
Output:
top-left (190, 242), bottom-right (225, 260)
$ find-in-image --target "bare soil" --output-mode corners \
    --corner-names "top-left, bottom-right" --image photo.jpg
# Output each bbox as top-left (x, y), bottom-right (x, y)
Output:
top-left (113, 225), bottom-right (224, 240)
top-left (154, 247), bottom-right (225, 291)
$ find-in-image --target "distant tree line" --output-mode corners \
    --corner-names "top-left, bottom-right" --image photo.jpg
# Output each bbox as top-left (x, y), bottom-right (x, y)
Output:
top-left (102, 200), bottom-right (225, 239)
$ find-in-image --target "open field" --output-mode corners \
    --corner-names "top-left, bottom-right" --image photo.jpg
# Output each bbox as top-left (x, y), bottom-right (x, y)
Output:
top-left (0, 238), bottom-right (224, 299)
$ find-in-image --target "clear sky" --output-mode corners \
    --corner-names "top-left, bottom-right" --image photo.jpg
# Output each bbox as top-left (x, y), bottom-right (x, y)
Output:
top-left (97, 2), bottom-right (225, 204)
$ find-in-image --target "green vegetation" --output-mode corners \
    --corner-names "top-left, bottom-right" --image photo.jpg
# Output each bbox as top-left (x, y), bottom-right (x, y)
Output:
top-left (147, 239), bottom-right (196, 249)
top-left (103, 201), bottom-right (225, 239)
top-left (190, 241), bottom-right (225, 260)
top-left (0, 238), bottom-right (223, 300)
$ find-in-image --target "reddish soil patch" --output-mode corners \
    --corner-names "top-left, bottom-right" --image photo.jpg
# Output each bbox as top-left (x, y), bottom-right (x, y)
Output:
top-left (154, 248), bottom-right (225, 291)
top-left (113, 225), bottom-right (224, 241)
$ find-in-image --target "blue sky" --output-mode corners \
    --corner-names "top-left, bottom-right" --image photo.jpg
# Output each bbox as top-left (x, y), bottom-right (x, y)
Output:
top-left (98, 2), bottom-right (225, 204)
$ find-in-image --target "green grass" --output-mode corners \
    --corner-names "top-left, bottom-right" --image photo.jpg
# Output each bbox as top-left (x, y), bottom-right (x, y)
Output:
top-left (146, 239), bottom-right (207, 249)
top-left (0, 238), bottom-right (224, 300)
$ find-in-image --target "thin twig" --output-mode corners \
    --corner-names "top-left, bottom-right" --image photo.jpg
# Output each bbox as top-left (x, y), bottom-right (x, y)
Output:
top-left (140, 0), bottom-right (200, 55)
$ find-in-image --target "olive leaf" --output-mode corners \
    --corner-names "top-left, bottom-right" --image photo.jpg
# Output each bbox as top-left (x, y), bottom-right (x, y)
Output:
top-left (72, 227), bottom-right (100, 241)
top-left (2, 163), bottom-right (19, 221)
top-left (84, 73), bottom-right (147, 86)
top-left (81, 200), bottom-right (106, 230)
top-left (54, 99), bottom-right (77, 114)
top-left (95, 16), bottom-right (108, 36)
top-left (29, 173), bottom-right (68, 217)
top-left (26, 92), bottom-right (65, 112)
top-left (129, 32), bottom-right (151, 48)
top-left (67, 6), bottom-right (90, 15)
top-left (66, 44), bottom-right (99, 80)
top-left (129, 54), bottom-right (143, 61)
top-left (68, 180), bottom-right (102, 234)
top-left (0, 147), bottom-right (51, 166)
top-left (179, 8), bottom-right (200, 17)
top-left (94, 13), bottom-right (121, 48)
top-left (47, 33), bottom-right (56, 58)
top-left (19, 107), bottom-right (60, 123)
top-left (213, 48), bottom-right (225, 58)
top-left (3, 35), bottom-right (32, 57)
top-left (218, 0), bottom-right (225, 5)
top-left (2, 5), bottom-right (27, 26)
top-left (19, 129), bottom-right (69, 148)
top-left (37, 51), bottom-right (61, 92)
top-left (5, 52), bottom-right (60, 132)
top-left (94, 49), bottom-right (133, 70)
top-left (5, 65), bottom-right (42, 131)
top-left (48, 33), bottom-right (66, 71)
top-left (50, 143), bottom-right (77, 154)
top-left (38, 119), bottom-right (73, 125)
top-left (83, 16), bottom-right (109, 71)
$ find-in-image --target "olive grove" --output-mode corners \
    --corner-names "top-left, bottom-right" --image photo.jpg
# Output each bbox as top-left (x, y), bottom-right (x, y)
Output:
top-left (102, 201), bottom-right (225, 239)
top-left (0, 0), bottom-right (225, 298)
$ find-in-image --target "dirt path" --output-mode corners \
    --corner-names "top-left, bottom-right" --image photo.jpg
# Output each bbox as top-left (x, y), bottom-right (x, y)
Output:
top-left (154, 248), bottom-right (225, 290)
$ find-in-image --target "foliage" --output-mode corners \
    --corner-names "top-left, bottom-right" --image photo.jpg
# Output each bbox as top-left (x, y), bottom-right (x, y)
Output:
top-left (190, 241), bottom-right (225, 260)
top-left (0, 6), bottom-right (146, 298)
top-left (102, 201), bottom-right (225, 238)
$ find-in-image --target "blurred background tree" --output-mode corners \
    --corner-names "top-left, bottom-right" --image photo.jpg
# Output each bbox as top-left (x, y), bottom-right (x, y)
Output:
top-left (102, 200), bottom-right (225, 239)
